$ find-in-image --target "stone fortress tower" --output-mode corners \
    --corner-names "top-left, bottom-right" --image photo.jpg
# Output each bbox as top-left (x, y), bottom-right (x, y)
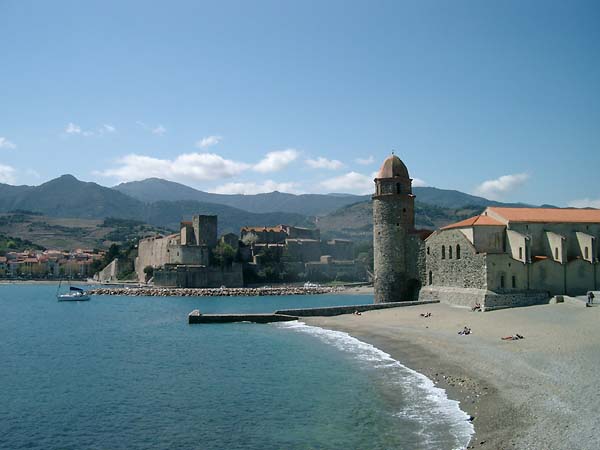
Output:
top-left (373, 153), bottom-right (420, 303)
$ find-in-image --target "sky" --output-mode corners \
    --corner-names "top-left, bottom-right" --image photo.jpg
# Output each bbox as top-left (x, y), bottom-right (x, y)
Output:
top-left (0, 0), bottom-right (599, 207)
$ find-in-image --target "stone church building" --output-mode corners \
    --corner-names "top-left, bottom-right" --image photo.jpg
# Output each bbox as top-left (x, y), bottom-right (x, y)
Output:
top-left (372, 154), bottom-right (600, 310)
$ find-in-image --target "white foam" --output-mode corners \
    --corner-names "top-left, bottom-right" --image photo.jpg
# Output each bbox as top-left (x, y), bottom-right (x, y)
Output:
top-left (277, 320), bottom-right (474, 450)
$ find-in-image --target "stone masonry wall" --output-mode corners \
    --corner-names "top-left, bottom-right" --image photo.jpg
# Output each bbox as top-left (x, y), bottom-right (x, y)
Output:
top-left (425, 229), bottom-right (487, 289)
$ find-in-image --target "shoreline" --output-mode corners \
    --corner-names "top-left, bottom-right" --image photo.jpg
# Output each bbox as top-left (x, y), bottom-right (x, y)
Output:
top-left (305, 302), bottom-right (600, 449)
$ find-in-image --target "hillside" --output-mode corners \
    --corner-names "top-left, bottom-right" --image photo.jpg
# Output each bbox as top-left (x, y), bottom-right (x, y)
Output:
top-left (317, 201), bottom-right (485, 242)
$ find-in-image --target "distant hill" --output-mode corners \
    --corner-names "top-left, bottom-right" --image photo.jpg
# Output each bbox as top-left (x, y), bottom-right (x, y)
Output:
top-left (114, 178), bottom-right (530, 216)
top-left (317, 200), bottom-right (485, 242)
top-left (114, 178), bottom-right (369, 216)
top-left (0, 176), bottom-right (312, 235)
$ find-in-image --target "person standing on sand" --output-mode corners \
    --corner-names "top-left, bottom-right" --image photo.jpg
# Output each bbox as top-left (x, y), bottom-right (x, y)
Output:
top-left (587, 291), bottom-right (595, 306)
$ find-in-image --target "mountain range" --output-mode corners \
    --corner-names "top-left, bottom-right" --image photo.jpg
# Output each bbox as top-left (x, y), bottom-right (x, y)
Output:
top-left (0, 175), bottom-right (535, 242)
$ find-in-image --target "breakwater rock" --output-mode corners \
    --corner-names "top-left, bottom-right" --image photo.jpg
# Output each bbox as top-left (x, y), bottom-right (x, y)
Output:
top-left (88, 286), bottom-right (344, 297)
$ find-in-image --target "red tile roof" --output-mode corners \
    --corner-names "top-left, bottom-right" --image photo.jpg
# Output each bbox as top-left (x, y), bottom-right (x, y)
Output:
top-left (487, 207), bottom-right (600, 223)
top-left (441, 215), bottom-right (504, 230)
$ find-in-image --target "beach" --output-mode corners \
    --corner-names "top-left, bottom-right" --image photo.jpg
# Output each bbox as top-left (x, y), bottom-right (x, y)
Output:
top-left (306, 300), bottom-right (600, 449)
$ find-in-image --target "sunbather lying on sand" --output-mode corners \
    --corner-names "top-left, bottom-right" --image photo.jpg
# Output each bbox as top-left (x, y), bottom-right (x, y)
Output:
top-left (501, 334), bottom-right (524, 341)
top-left (420, 312), bottom-right (432, 318)
top-left (458, 326), bottom-right (471, 335)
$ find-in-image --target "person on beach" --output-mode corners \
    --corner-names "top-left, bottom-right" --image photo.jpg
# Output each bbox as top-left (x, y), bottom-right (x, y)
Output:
top-left (587, 291), bottom-right (595, 307)
top-left (458, 326), bottom-right (471, 335)
top-left (353, 310), bottom-right (362, 316)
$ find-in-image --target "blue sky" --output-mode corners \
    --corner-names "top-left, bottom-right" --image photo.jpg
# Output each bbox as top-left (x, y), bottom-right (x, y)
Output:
top-left (0, 0), bottom-right (598, 206)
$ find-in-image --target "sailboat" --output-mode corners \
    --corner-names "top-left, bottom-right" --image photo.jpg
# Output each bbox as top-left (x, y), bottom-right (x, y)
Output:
top-left (56, 281), bottom-right (91, 302)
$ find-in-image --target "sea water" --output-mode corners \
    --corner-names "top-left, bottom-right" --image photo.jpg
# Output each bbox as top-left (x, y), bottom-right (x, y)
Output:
top-left (0, 285), bottom-right (472, 450)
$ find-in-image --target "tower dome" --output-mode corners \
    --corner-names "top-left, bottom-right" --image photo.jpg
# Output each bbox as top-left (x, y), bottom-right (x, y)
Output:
top-left (376, 154), bottom-right (409, 179)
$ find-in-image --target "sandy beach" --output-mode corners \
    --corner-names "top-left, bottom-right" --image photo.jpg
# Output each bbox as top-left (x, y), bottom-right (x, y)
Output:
top-left (306, 300), bottom-right (600, 449)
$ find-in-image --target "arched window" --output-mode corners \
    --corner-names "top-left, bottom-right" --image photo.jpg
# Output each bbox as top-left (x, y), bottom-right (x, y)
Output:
top-left (428, 271), bottom-right (433, 285)
top-left (449, 245), bottom-right (453, 259)
top-left (427, 246), bottom-right (430, 255)
top-left (519, 247), bottom-right (523, 260)
top-left (512, 276), bottom-right (516, 288)
top-left (555, 248), bottom-right (559, 260)
top-left (441, 245), bottom-right (446, 259)
top-left (456, 244), bottom-right (461, 259)
top-left (500, 275), bottom-right (505, 289)
top-left (585, 247), bottom-right (589, 259)
top-left (396, 183), bottom-right (401, 194)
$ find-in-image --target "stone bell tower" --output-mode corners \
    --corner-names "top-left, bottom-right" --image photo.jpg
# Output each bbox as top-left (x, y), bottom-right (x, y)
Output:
top-left (372, 153), bottom-right (415, 303)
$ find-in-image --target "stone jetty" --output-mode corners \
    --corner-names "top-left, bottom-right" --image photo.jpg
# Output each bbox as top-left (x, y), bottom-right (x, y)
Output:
top-left (88, 285), bottom-right (344, 297)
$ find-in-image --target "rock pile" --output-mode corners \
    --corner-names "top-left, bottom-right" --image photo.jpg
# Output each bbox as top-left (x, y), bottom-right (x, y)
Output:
top-left (88, 286), bottom-right (344, 297)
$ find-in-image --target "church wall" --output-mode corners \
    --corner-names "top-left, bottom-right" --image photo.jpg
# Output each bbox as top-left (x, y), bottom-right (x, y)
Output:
top-left (486, 254), bottom-right (528, 291)
top-left (473, 226), bottom-right (505, 253)
top-left (529, 259), bottom-right (564, 295)
top-left (425, 229), bottom-right (487, 289)
top-left (565, 259), bottom-right (595, 295)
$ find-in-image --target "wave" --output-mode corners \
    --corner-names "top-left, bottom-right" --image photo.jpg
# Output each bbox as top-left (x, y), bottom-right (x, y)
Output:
top-left (277, 320), bottom-right (474, 450)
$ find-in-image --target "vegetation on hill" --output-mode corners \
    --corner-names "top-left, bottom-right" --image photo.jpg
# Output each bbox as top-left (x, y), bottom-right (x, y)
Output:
top-left (0, 233), bottom-right (45, 255)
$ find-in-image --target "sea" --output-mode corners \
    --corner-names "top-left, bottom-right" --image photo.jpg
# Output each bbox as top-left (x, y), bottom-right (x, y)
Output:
top-left (0, 284), bottom-right (473, 450)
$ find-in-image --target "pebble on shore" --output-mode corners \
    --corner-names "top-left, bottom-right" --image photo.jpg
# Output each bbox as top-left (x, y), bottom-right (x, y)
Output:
top-left (87, 286), bottom-right (344, 297)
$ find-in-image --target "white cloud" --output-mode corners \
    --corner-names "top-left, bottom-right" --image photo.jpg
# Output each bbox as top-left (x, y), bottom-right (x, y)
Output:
top-left (474, 173), bottom-right (529, 200)
top-left (213, 180), bottom-right (301, 195)
top-left (412, 177), bottom-right (427, 187)
top-left (98, 152), bottom-right (250, 183)
top-left (254, 149), bottom-right (299, 173)
top-left (355, 156), bottom-right (374, 165)
top-left (305, 157), bottom-right (344, 170)
top-left (102, 124), bottom-right (116, 133)
top-left (152, 125), bottom-right (166, 136)
top-left (0, 164), bottom-right (16, 184)
top-left (0, 137), bottom-right (16, 149)
top-left (567, 198), bottom-right (600, 209)
top-left (196, 135), bottom-right (222, 148)
top-left (319, 171), bottom-right (374, 194)
top-left (65, 122), bottom-right (82, 134)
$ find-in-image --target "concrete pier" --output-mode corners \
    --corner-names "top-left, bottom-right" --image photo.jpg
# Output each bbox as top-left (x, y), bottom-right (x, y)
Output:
top-left (188, 310), bottom-right (298, 324)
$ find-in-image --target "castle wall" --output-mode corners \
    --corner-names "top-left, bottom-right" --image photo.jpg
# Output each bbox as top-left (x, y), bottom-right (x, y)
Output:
top-left (194, 215), bottom-right (218, 248)
top-left (136, 235), bottom-right (174, 281)
top-left (154, 264), bottom-right (243, 288)
top-left (285, 239), bottom-right (321, 262)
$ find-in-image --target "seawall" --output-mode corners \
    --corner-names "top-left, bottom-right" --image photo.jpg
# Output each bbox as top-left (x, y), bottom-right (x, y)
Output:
top-left (275, 300), bottom-right (439, 317)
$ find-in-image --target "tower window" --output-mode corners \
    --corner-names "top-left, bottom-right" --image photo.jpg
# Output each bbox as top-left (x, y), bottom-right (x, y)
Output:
top-left (441, 245), bottom-right (446, 259)
top-left (396, 183), bottom-right (401, 194)
top-left (456, 245), bottom-right (460, 259)
top-left (449, 246), bottom-right (453, 259)
top-left (512, 276), bottom-right (516, 288)
top-left (428, 271), bottom-right (433, 285)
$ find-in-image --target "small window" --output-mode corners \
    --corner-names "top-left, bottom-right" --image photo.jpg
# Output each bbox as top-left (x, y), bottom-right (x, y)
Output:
top-left (512, 276), bottom-right (516, 288)
top-left (428, 271), bottom-right (433, 285)
top-left (555, 248), bottom-right (559, 260)
top-left (441, 245), bottom-right (446, 259)
top-left (585, 247), bottom-right (589, 259)
top-left (396, 183), bottom-right (401, 194)
top-left (519, 247), bottom-right (523, 259)
top-left (427, 246), bottom-right (430, 255)
top-left (456, 244), bottom-right (461, 259)
top-left (500, 275), bottom-right (505, 288)
top-left (449, 246), bottom-right (453, 259)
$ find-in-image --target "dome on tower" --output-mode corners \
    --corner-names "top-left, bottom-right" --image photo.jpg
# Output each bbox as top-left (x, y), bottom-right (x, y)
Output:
top-left (376, 154), bottom-right (409, 179)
